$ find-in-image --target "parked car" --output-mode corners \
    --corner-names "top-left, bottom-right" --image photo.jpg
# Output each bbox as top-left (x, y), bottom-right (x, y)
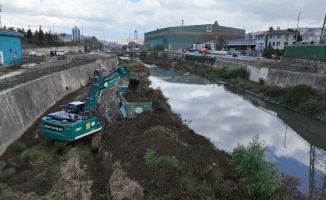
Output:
top-left (29, 51), bottom-right (46, 56)
top-left (29, 51), bottom-right (37, 56)
top-left (57, 50), bottom-right (65, 55)
top-left (36, 52), bottom-right (46, 56)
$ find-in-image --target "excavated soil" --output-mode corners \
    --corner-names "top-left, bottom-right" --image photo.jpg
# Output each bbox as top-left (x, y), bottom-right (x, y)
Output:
top-left (0, 61), bottom-right (241, 199)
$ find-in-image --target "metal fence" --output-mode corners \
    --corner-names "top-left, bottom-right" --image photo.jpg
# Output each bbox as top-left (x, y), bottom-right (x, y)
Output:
top-left (0, 59), bottom-right (96, 92)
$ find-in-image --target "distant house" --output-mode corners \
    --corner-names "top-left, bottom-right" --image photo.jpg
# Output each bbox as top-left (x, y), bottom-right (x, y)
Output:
top-left (0, 29), bottom-right (24, 67)
top-left (255, 27), bottom-right (296, 53)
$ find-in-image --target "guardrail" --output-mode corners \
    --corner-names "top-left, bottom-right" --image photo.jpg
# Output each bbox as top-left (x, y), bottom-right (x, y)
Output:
top-left (0, 59), bottom-right (96, 92)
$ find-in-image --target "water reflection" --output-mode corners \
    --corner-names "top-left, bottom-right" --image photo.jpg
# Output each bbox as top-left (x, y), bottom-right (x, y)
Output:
top-left (148, 69), bottom-right (326, 196)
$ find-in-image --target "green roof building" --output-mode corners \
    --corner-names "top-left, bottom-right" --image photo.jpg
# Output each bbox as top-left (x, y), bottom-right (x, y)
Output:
top-left (144, 22), bottom-right (244, 51)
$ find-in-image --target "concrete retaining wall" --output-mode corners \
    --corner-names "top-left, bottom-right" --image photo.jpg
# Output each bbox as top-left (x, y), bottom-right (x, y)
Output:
top-left (212, 58), bottom-right (326, 94)
top-left (0, 56), bottom-right (118, 155)
top-left (265, 69), bottom-right (326, 94)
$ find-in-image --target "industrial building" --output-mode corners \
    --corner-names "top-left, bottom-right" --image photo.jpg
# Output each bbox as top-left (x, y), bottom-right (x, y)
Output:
top-left (144, 22), bottom-right (244, 51)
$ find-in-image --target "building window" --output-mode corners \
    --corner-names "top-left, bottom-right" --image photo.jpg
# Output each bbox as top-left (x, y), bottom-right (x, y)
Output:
top-left (14, 52), bottom-right (17, 57)
top-left (269, 35), bottom-right (272, 39)
top-left (273, 42), bottom-right (275, 46)
top-left (284, 42), bottom-right (288, 46)
top-left (286, 34), bottom-right (289, 40)
top-left (269, 42), bottom-right (271, 46)
top-left (277, 34), bottom-right (281, 38)
top-left (276, 42), bottom-right (280, 46)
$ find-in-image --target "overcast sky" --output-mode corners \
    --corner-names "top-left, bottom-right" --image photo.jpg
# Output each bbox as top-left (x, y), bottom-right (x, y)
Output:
top-left (2, 0), bottom-right (325, 41)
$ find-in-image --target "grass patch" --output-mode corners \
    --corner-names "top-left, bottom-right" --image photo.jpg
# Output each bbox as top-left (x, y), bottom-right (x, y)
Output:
top-left (177, 176), bottom-right (197, 191)
top-left (20, 143), bottom-right (56, 164)
top-left (7, 141), bottom-right (26, 152)
top-left (144, 149), bottom-right (178, 167)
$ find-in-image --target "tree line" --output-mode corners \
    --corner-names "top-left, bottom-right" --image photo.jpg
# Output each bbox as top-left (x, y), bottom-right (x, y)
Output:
top-left (2, 25), bottom-right (74, 47)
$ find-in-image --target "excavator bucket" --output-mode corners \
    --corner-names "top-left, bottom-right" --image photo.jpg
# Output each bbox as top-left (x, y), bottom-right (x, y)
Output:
top-left (126, 78), bottom-right (139, 91)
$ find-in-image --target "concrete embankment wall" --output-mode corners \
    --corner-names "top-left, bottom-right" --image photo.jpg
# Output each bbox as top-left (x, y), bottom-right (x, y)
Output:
top-left (264, 69), bottom-right (326, 94)
top-left (212, 58), bottom-right (326, 94)
top-left (0, 57), bottom-right (118, 155)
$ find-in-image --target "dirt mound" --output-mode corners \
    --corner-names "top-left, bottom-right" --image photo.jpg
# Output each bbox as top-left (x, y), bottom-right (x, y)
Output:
top-left (101, 109), bottom-right (236, 198)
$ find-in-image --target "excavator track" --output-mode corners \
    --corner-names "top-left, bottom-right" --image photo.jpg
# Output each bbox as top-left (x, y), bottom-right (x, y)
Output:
top-left (55, 140), bottom-right (66, 153)
top-left (91, 130), bottom-right (103, 153)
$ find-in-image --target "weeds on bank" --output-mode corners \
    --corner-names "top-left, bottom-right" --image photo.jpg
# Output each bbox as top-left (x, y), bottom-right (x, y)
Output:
top-left (144, 149), bottom-right (178, 167)
top-left (7, 141), bottom-right (27, 152)
top-left (20, 143), bottom-right (56, 164)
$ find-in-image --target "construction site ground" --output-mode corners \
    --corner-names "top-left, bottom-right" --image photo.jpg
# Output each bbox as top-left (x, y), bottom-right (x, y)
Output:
top-left (0, 58), bottom-right (245, 199)
top-left (1, 55), bottom-right (307, 199)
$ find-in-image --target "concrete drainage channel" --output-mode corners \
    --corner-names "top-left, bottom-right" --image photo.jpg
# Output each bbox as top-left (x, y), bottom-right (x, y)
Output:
top-left (0, 56), bottom-right (118, 155)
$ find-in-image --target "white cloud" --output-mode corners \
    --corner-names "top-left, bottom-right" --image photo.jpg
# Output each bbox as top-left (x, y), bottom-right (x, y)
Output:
top-left (1, 0), bottom-right (324, 40)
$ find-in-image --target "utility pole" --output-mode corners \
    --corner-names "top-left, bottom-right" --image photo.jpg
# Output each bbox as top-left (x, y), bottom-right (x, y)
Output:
top-left (319, 13), bottom-right (326, 44)
top-left (295, 11), bottom-right (302, 43)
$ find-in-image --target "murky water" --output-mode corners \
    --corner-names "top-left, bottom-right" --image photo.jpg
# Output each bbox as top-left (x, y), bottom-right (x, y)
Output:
top-left (148, 66), bottom-right (326, 196)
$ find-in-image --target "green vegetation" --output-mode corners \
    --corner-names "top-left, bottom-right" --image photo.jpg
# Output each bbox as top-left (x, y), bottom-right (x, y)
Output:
top-left (278, 84), bottom-right (320, 108)
top-left (232, 135), bottom-right (281, 199)
top-left (177, 176), bottom-right (197, 192)
top-left (185, 55), bottom-right (216, 64)
top-left (112, 160), bottom-right (122, 170)
top-left (7, 141), bottom-right (27, 152)
top-left (144, 149), bottom-right (178, 167)
top-left (0, 161), bottom-right (4, 178)
top-left (20, 143), bottom-right (56, 163)
top-left (140, 50), bottom-right (148, 60)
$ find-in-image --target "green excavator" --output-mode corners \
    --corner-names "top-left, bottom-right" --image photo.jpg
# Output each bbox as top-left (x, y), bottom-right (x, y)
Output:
top-left (41, 65), bottom-right (139, 153)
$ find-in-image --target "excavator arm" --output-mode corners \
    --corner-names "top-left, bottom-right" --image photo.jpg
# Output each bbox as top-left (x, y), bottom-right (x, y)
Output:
top-left (83, 65), bottom-right (138, 113)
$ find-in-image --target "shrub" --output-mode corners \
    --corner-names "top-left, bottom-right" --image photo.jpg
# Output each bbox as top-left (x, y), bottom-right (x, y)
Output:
top-left (279, 84), bottom-right (320, 108)
top-left (140, 50), bottom-right (147, 60)
top-left (232, 135), bottom-right (281, 198)
top-left (150, 51), bottom-right (158, 58)
top-left (263, 86), bottom-right (287, 98)
top-left (228, 67), bottom-right (249, 79)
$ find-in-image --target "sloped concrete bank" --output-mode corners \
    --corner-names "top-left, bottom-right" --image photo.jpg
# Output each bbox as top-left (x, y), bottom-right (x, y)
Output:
top-left (213, 59), bottom-right (326, 94)
top-left (0, 57), bottom-right (118, 155)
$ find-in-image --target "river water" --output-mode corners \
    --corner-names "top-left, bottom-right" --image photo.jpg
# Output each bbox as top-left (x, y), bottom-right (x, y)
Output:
top-left (148, 66), bottom-right (326, 196)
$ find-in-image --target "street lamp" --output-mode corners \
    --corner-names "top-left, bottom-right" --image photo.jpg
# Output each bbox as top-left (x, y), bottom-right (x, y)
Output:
top-left (76, 20), bottom-right (84, 53)
top-left (98, 29), bottom-right (106, 51)
top-left (295, 11), bottom-right (302, 44)
top-left (243, 27), bottom-right (249, 56)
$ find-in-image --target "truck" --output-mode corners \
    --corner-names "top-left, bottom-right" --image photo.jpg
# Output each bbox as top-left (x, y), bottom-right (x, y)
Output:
top-left (117, 86), bottom-right (152, 120)
top-left (41, 65), bottom-right (139, 153)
